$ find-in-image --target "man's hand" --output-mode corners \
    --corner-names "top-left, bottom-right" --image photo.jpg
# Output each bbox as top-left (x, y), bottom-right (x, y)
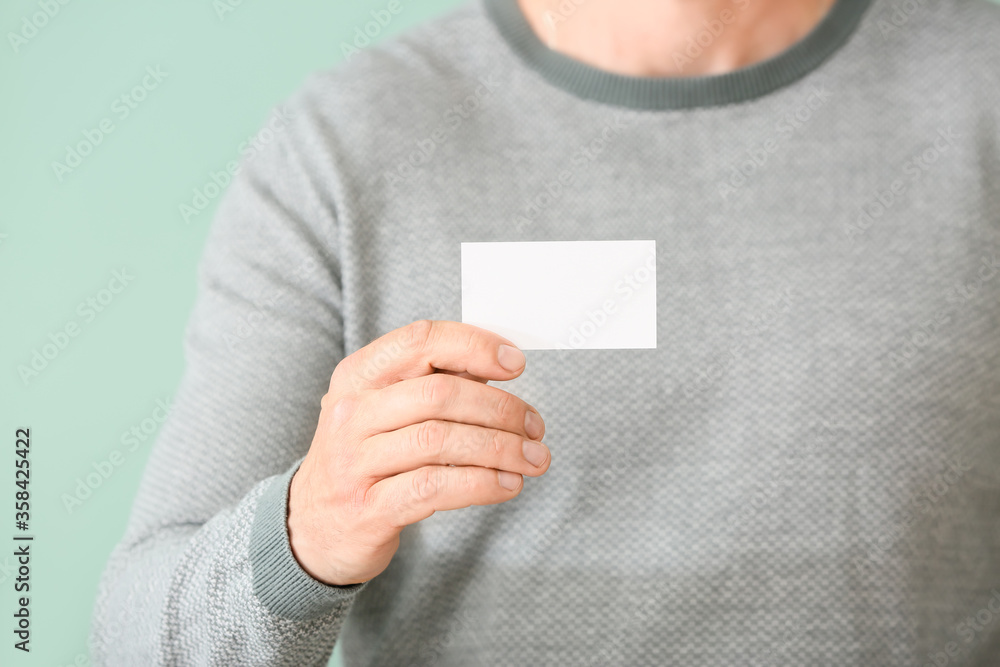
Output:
top-left (287, 320), bottom-right (549, 586)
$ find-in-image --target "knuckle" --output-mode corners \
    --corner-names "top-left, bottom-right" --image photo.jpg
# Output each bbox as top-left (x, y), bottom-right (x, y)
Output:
top-left (343, 480), bottom-right (373, 515)
top-left (412, 467), bottom-right (441, 501)
top-left (460, 326), bottom-right (479, 356)
top-left (401, 319), bottom-right (434, 353)
top-left (493, 390), bottom-right (516, 423)
top-left (415, 420), bottom-right (446, 456)
top-left (421, 373), bottom-right (453, 408)
top-left (488, 429), bottom-right (507, 458)
top-left (327, 395), bottom-right (359, 428)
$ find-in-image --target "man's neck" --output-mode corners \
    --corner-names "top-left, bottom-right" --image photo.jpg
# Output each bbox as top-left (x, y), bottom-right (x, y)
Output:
top-left (516, 0), bottom-right (838, 77)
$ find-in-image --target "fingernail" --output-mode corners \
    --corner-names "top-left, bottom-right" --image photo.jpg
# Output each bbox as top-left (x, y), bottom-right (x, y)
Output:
top-left (522, 439), bottom-right (548, 467)
top-left (524, 410), bottom-right (544, 440)
top-left (498, 344), bottom-right (525, 372)
top-left (498, 470), bottom-right (522, 490)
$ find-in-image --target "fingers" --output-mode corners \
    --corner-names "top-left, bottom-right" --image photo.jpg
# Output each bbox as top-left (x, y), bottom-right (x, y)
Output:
top-left (335, 320), bottom-right (526, 392)
top-left (357, 421), bottom-right (550, 479)
top-left (368, 465), bottom-right (524, 528)
top-left (354, 373), bottom-right (546, 441)
top-left (434, 369), bottom-right (490, 384)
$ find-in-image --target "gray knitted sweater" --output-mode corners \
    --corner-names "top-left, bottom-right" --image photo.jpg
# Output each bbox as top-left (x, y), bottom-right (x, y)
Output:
top-left (91, 0), bottom-right (1000, 664)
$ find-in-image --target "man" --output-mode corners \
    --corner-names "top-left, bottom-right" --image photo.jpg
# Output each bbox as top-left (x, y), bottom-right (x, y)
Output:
top-left (92, 0), bottom-right (1000, 664)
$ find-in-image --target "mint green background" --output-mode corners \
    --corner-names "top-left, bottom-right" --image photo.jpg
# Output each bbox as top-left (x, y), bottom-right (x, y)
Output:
top-left (0, 1), bottom-right (462, 664)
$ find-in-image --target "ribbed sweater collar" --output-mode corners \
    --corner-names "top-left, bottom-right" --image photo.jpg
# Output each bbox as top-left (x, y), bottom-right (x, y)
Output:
top-left (482, 0), bottom-right (873, 110)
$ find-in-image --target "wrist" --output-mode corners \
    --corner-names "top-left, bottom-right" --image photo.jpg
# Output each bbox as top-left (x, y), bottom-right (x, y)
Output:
top-left (287, 466), bottom-right (366, 587)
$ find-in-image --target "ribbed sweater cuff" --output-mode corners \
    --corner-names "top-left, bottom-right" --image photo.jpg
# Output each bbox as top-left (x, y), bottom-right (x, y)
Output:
top-left (249, 456), bottom-right (369, 621)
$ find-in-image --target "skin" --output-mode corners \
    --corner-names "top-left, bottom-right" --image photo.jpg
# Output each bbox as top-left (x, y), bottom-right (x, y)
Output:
top-left (289, 1), bottom-right (839, 586)
top-left (518, 0), bottom-right (838, 77)
top-left (289, 320), bottom-right (549, 585)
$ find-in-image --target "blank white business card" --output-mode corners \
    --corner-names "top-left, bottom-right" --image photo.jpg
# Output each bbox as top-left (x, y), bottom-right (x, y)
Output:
top-left (461, 240), bottom-right (656, 350)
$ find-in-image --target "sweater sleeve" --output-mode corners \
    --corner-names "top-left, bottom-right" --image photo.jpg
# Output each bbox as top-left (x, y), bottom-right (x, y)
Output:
top-left (89, 79), bottom-right (371, 666)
